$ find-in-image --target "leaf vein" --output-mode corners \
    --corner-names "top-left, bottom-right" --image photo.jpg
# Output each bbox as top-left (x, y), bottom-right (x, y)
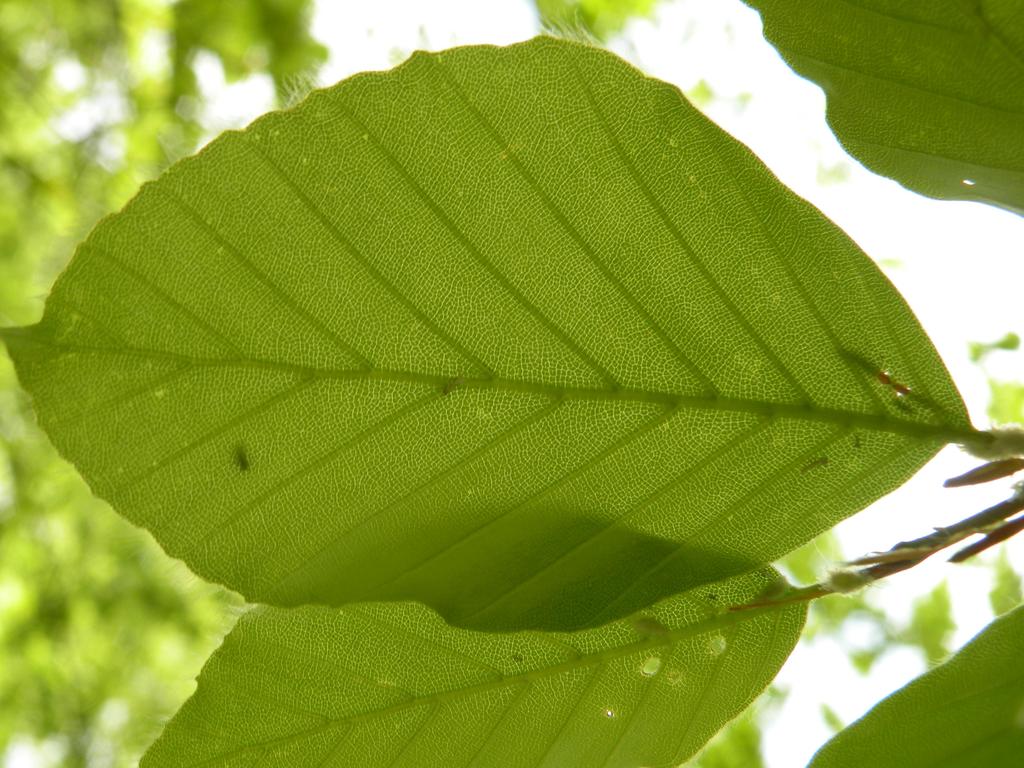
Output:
top-left (371, 403), bottom-right (681, 599)
top-left (173, 605), bottom-right (781, 768)
top-left (592, 426), bottom-right (849, 623)
top-left (429, 54), bottom-right (719, 397)
top-left (462, 682), bottom-right (533, 768)
top-left (783, 49), bottom-right (1024, 117)
top-left (48, 364), bottom-right (191, 429)
top-left (269, 397), bottom-right (565, 600)
top-left (460, 416), bottom-right (771, 624)
top-left (108, 376), bottom-right (315, 496)
top-left (328, 97), bottom-right (619, 388)
top-left (667, 626), bottom-right (737, 760)
top-left (535, 666), bottom-right (604, 768)
top-left (160, 185), bottom-right (374, 370)
top-left (90, 245), bottom-right (243, 356)
top-left (16, 334), bottom-right (979, 446)
top-left (719, 171), bottom-right (888, 413)
top-left (345, 606), bottom-right (504, 679)
top-left (183, 390), bottom-right (439, 558)
top-left (569, 60), bottom-right (814, 404)
top-left (241, 133), bottom-right (494, 378)
top-left (382, 702), bottom-right (439, 768)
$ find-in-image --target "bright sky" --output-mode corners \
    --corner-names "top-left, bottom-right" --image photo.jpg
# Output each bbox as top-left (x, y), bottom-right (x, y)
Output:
top-left (163, 0), bottom-right (1024, 765)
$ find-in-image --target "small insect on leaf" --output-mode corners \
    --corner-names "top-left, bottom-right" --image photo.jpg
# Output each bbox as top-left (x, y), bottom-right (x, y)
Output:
top-left (234, 445), bottom-right (250, 472)
top-left (876, 369), bottom-right (912, 398)
top-left (839, 350), bottom-right (915, 401)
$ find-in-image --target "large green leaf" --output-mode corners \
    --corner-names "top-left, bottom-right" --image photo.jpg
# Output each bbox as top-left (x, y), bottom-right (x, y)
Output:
top-left (810, 603), bottom-right (1024, 768)
top-left (143, 570), bottom-right (804, 768)
top-left (745, 0), bottom-right (1024, 214)
top-left (2, 37), bottom-right (975, 630)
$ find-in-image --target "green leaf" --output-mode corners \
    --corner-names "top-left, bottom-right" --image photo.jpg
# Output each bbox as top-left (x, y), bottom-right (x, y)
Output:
top-left (142, 570), bottom-right (804, 768)
top-left (810, 604), bottom-right (1024, 768)
top-left (2, 37), bottom-right (973, 630)
top-left (744, 0), bottom-right (1024, 214)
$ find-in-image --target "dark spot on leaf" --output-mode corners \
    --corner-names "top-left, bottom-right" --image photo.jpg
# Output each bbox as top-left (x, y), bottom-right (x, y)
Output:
top-left (234, 445), bottom-right (250, 472)
top-left (442, 376), bottom-right (464, 395)
top-left (894, 397), bottom-right (913, 413)
top-left (801, 456), bottom-right (829, 473)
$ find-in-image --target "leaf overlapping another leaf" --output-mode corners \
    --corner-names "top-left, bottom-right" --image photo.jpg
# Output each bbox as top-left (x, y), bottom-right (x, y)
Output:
top-left (142, 570), bottom-right (804, 768)
top-left (1, 37), bottom-right (974, 631)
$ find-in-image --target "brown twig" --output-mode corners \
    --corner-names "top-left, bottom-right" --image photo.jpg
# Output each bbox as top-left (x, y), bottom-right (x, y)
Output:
top-left (950, 514), bottom-right (1024, 562)
top-left (730, 489), bottom-right (1024, 612)
top-left (944, 458), bottom-right (1024, 488)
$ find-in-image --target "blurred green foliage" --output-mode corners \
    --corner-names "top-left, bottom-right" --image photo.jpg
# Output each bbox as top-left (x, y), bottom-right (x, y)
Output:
top-left (990, 551), bottom-right (1023, 617)
top-left (533, 0), bottom-right (657, 40)
top-left (968, 332), bottom-right (1019, 364)
top-left (685, 78), bottom-right (715, 109)
top-left (988, 379), bottom-right (1024, 426)
top-left (966, 330), bottom-right (1022, 426)
top-left (172, 0), bottom-right (325, 107)
top-left (781, 535), bottom-right (957, 672)
top-left (820, 704), bottom-right (845, 734)
top-left (780, 532), bottom-right (886, 645)
top-left (0, 387), bottom-right (240, 766)
top-left (900, 582), bottom-right (954, 666)
top-left (0, 0), bottom-right (321, 764)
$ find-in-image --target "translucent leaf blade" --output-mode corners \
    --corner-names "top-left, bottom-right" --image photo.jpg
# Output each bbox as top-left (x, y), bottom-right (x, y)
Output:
top-left (1, 37), bottom-right (972, 629)
top-left (142, 570), bottom-right (805, 768)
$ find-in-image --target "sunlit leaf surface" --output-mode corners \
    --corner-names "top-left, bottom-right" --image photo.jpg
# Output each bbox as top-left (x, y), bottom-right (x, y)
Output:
top-left (143, 570), bottom-right (804, 768)
top-left (745, 0), bottom-right (1024, 214)
top-left (2, 37), bottom-right (972, 630)
top-left (811, 603), bottom-right (1024, 768)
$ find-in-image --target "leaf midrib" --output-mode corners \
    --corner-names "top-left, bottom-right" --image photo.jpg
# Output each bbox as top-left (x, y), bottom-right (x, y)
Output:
top-left (12, 331), bottom-right (980, 445)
